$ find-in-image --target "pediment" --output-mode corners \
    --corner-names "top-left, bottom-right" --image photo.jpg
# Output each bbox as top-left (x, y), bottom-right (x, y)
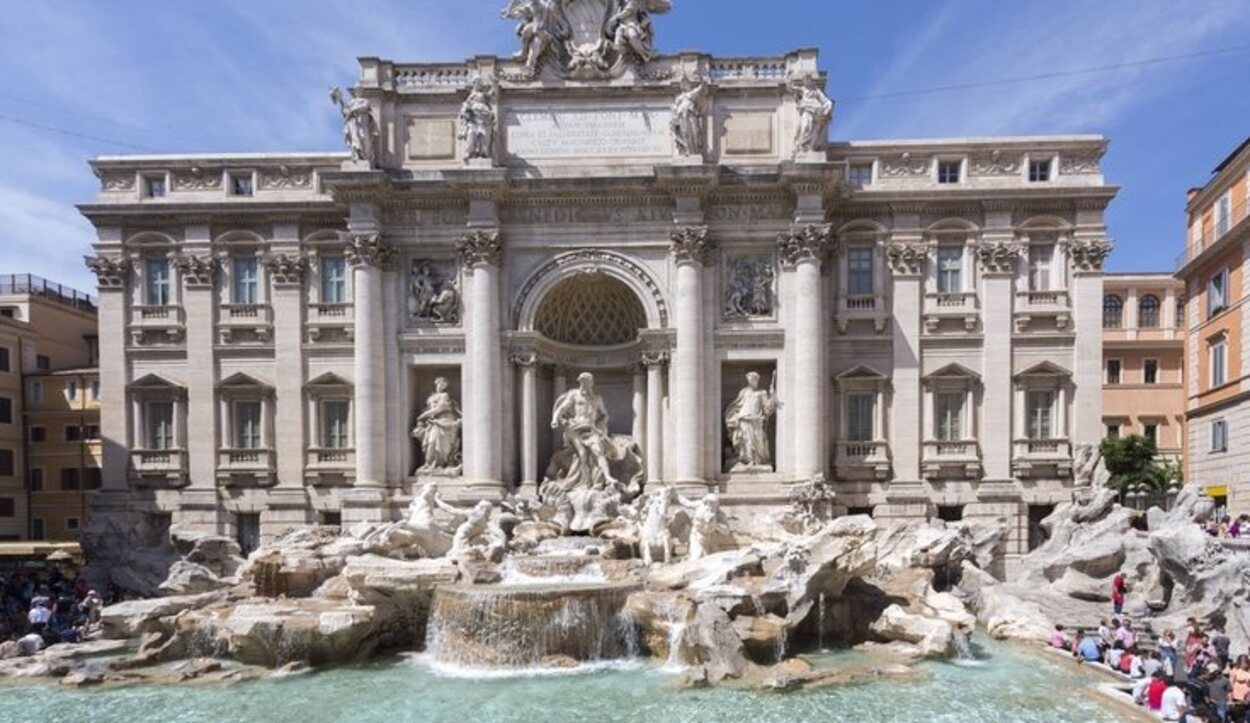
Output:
top-left (1013, 360), bottom-right (1071, 379)
top-left (128, 373), bottom-right (184, 390)
top-left (924, 362), bottom-right (981, 381)
top-left (217, 372), bottom-right (273, 390)
top-left (305, 372), bottom-right (352, 388)
top-left (835, 364), bottom-right (888, 380)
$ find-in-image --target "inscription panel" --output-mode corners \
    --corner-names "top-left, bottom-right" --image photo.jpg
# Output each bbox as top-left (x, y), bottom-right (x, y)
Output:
top-left (505, 108), bottom-right (673, 161)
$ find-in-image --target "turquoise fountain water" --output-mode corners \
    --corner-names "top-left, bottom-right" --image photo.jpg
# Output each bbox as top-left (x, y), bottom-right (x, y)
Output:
top-left (0, 638), bottom-right (1125, 722)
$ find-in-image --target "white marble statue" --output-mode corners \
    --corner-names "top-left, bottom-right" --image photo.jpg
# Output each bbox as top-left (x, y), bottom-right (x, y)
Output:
top-left (413, 378), bottom-right (462, 473)
top-left (459, 77), bottom-right (498, 161)
top-left (329, 86), bottom-right (378, 166)
top-left (502, 0), bottom-right (570, 74)
top-left (792, 77), bottom-right (833, 155)
top-left (724, 371), bottom-right (778, 471)
top-left (550, 372), bottom-right (618, 489)
top-left (671, 81), bottom-right (709, 157)
top-left (401, 481), bottom-right (464, 557)
top-left (639, 485), bottom-right (692, 565)
top-left (606, 0), bottom-right (670, 63)
top-left (687, 493), bottom-right (734, 560)
top-left (449, 500), bottom-right (508, 562)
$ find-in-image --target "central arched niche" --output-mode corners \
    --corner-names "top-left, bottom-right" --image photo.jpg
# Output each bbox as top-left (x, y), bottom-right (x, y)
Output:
top-left (533, 273), bottom-right (647, 347)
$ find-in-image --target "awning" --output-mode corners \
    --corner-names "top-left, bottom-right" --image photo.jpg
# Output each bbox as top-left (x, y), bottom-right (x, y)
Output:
top-left (1205, 485), bottom-right (1229, 498)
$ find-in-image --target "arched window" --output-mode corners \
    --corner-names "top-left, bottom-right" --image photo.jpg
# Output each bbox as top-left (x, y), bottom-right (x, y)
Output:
top-left (1138, 295), bottom-right (1161, 328)
top-left (1103, 295), bottom-right (1123, 329)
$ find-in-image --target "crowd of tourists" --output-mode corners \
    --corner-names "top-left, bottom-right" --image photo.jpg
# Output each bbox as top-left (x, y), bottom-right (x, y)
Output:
top-left (1206, 514), bottom-right (1249, 539)
top-left (0, 568), bottom-right (111, 656)
top-left (1052, 613), bottom-right (1247, 721)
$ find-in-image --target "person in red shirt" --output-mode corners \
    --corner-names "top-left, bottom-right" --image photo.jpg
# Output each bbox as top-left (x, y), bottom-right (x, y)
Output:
top-left (1111, 571), bottom-right (1127, 615)
top-left (1146, 671), bottom-right (1168, 711)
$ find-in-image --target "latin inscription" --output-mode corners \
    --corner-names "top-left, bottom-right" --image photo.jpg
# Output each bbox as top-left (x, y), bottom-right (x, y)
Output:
top-left (500, 205), bottom-right (671, 225)
top-left (505, 108), bottom-right (672, 160)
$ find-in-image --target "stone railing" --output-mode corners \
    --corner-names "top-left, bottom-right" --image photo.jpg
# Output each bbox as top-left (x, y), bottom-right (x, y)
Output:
top-left (132, 304), bottom-right (185, 323)
top-left (843, 295), bottom-right (877, 311)
top-left (924, 440), bottom-right (979, 458)
top-left (394, 64), bottom-right (471, 89)
top-left (1016, 290), bottom-right (1070, 308)
top-left (926, 292), bottom-right (978, 311)
top-left (307, 303), bottom-right (354, 343)
top-left (217, 448), bottom-right (276, 487)
top-left (306, 447), bottom-right (355, 468)
top-left (1014, 438), bottom-right (1071, 457)
top-left (836, 440), bottom-right (888, 460)
top-left (709, 58), bottom-right (788, 81)
top-left (309, 302), bottom-right (352, 320)
top-left (221, 304), bottom-right (272, 323)
top-left (128, 449), bottom-right (188, 488)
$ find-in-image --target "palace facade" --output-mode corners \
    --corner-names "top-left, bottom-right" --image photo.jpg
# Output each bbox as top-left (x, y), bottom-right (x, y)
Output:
top-left (80, 13), bottom-right (1115, 569)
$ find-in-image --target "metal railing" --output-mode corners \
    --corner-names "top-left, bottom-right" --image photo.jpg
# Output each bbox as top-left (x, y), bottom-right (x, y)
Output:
top-left (1175, 197), bottom-right (1249, 270)
top-left (0, 274), bottom-right (97, 313)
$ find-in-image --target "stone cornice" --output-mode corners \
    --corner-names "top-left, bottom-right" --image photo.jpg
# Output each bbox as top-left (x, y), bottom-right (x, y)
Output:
top-left (669, 225), bottom-right (715, 266)
top-left (777, 223), bottom-right (833, 269)
top-left (457, 229), bottom-right (504, 268)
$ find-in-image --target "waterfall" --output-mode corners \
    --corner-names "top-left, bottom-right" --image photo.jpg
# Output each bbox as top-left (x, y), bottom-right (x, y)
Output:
top-left (773, 628), bottom-right (788, 663)
top-left (662, 619), bottom-right (687, 671)
top-left (817, 592), bottom-right (827, 652)
top-left (952, 631), bottom-right (981, 666)
top-left (424, 582), bottom-right (639, 669)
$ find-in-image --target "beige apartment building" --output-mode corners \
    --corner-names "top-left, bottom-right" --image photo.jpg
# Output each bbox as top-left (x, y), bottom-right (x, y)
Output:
top-left (25, 368), bottom-right (101, 541)
top-left (1101, 273), bottom-right (1186, 460)
top-left (0, 275), bottom-right (99, 540)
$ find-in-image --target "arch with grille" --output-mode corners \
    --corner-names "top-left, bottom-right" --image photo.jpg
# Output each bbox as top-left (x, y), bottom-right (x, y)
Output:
top-left (513, 249), bottom-right (668, 339)
top-left (534, 275), bottom-right (647, 346)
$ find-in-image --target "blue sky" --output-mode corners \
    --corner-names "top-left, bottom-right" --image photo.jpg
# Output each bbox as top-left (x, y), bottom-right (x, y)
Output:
top-left (2, 0), bottom-right (1248, 293)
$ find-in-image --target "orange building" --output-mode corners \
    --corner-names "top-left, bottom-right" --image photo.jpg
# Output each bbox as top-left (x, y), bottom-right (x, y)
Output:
top-left (1102, 273), bottom-right (1185, 460)
top-left (1176, 137), bottom-right (1250, 513)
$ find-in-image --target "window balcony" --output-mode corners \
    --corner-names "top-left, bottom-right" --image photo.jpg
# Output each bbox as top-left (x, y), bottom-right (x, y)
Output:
top-left (129, 304), bottom-right (186, 346)
top-left (128, 449), bottom-right (189, 488)
top-left (304, 447), bottom-right (356, 487)
top-left (922, 440), bottom-right (982, 480)
top-left (923, 292), bottom-right (979, 332)
top-left (1011, 438), bottom-right (1072, 478)
top-left (1014, 290), bottom-right (1071, 331)
top-left (834, 440), bottom-right (891, 480)
top-left (218, 304), bottom-right (273, 344)
top-left (835, 295), bottom-right (887, 333)
top-left (307, 303), bottom-right (354, 343)
top-left (216, 447), bottom-right (276, 487)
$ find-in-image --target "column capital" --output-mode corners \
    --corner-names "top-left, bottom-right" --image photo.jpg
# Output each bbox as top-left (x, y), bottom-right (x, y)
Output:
top-left (777, 223), bottom-right (833, 269)
top-left (975, 241), bottom-right (1025, 276)
top-left (509, 351), bottom-right (538, 368)
top-left (640, 350), bottom-right (670, 367)
top-left (174, 254), bottom-right (219, 287)
top-left (1068, 238), bottom-right (1113, 274)
top-left (885, 242), bottom-right (931, 277)
top-left (669, 225), bottom-right (714, 266)
top-left (342, 232), bottom-right (396, 270)
top-left (84, 255), bottom-right (130, 289)
top-left (457, 229), bottom-right (504, 268)
top-left (263, 253), bottom-right (306, 286)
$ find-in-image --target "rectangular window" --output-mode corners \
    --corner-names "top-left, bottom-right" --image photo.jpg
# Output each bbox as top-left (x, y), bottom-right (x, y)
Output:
top-left (66, 518), bottom-right (80, 532)
top-left (1211, 339), bottom-right (1228, 387)
top-left (28, 468), bottom-right (43, 491)
top-left (1215, 194), bottom-right (1232, 237)
top-left (229, 173), bottom-right (254, 197)
top-left (846, 247), bottom-right (874, 296)
top-left (1105, 423), bottom-right (1120, 439)
top-left (36, 354), bottom-right (49, 371)
top-left (1211, 419), bottom-right (1228, 453)
top-left (1028, 159), bottom-right (1052, 182)
top-left (935, 392), bottom-right (964, 441)
top-left (83, 424), bottom-right (100, 440)
top-left (937, 160), bottom-right (962, 184)
top-left (145, 258), bottom-right (172, 306)
top-left (27, 426), bottom-right (45, 443)
top-left (1144, 359), bottom-right (1159, 385)
top-left (321, 256), bottom-right (347, 304)
top-left (66, 380), bottom-right (79, 401)
top-left (30, 518), bottom-right (43, 540)
top-left (1209, 269), bottom-right (1228, 318)
top-left (143, 175), bottom-right (166, 198)
top-left (234, 401), bottom-right (263, 449)
top-left (322, 400), bottom-right (350, 449)
top-left (0, 397), bottom-right (10, 424)
top-left (64, 425), bottom-right (81, 442)
top-left (147, 401), bottom-right (174, 450)
top-left (0, 346), bottom-right (8, 372)
top-left (848, 162), bottom-right (873, 186)
top-left (847, 393), bottom-right (875, 442)
top-left (0, 449), bottom-right (13, 477)
top-left (90, 381), bottom-right (100, 401)
top-left (936, 247), bottom-right (963, 293)
top-left (83, 468), bottom-right (102, 490)
top-left (233, 257), bottom-right (259, 305)
top-left (28, 380), bottom-right (42, 403)
top-left (1105, 359), bottom-right (1121, 385)
top-left (1026, 390), bottom-right (1054, 440)
top-left (60, 467), bottom-right (81, 491)
top-left (1029, 245), bottom-right (1054, 291)
top-left (1143, 423), bottom-right (1158, 445)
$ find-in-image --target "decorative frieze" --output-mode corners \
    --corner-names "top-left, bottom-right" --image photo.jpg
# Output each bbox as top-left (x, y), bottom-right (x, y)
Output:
top-left (259, 166), bottom-right (313, 190)
top-left (342, 233), bottom-right (397, 269)
top-left (976, 241), bottom-right (1025, 275)
top-left (263, 253), bottom-right (305, 286)
top-left (457, 229), bottom-right (503, 268)
top-left (172, 168), bottom-right (222, 191)
top-left (174, 254), bottom-right (219, 287)
top-left (100, 173), bottom-right (135, 192)
top-left (84, 256), bottom-right (131, 289)
top-left (776, 223), bottom-right (832, 269)
top-left (879, 153), bottom-right (929, 178)
top-left (670, 225), bottom-right (715, 266)
top-left (885, 242), bottom-right (931, 276)
top-left (1059, 153), bottom-right (1102, 175)
top-left (1068, 238), bottom-right (1113, 273)
top-left (968, 150), bottom-right (1021, 177)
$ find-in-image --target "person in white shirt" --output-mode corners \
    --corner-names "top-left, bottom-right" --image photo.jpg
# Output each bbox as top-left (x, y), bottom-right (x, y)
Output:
top-left (27, 603), bottom-right (51, 626)
top-left (1159, 684), bottom-right (1188, 722)
top-left (1108, 643), bottom-right (1124, 670)
top-left (1130, 653), bottom-right (1146, 678)
top-left (1098, 620), bottom-right (1113, 649)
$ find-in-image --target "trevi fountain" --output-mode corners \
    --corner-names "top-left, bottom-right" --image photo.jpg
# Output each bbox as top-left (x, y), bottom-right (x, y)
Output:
top-left (14, 1), bottom-right (1249, 721)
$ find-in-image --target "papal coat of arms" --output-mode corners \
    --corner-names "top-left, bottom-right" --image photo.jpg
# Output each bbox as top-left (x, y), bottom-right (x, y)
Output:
top-left (501, 0), bottom-right (673, 79)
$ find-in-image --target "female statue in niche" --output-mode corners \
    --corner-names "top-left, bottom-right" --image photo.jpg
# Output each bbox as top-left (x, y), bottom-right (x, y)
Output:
top-left (413, 377), bottom-right (462, 473)
top-left (724, 371), bottom-right (778, 471)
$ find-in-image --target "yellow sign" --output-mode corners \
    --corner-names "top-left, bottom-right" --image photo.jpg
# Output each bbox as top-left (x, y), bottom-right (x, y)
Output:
top-left (1205, 485), bottom-right (1229, 497)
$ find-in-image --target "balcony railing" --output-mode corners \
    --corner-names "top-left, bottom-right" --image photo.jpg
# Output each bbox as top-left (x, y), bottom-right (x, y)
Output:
top-left (306, 447), bottom-right (355, 468)
top-left (836, 440), bottom-right (889, 460)
top-left (221, 304), bottom-right (272, 323)
top-left (309, 303), bottom-right (352, 321)
top-left (0, 274), bottom-right (97, 314)
top-left (1176, 197), bottom-right (1249, 270)
top-left (924, 440), bottom-right (979, 458)
top-left (129, 449), bottom-right (188, 488)
top-left (132, 304), bottom-right (186, 325)
top-left (843, 295), bottom-right (877, 311)
top-left (1017, 290), bottom-right (1070, 308)
top-left (218, 448), bottom-right (274, 469)
top-left (1013, 438), bottom-right (1071, 457)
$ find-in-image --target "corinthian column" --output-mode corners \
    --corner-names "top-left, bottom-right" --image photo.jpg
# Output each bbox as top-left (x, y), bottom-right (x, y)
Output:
top-left (344, 233), bottom-right (393, 490)
top-left (670, 226), bottom-right (714, 489)
top-left (779, 224), bottom-right (832, 479)
top-left (459, 229), bottom-right (504, 491)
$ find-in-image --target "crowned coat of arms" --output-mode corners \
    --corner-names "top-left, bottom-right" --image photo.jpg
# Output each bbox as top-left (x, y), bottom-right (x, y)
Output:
top-left (501, 0), bottom-right (673, 79)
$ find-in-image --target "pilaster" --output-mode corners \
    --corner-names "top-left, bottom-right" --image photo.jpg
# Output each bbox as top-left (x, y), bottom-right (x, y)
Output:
top-left (886, 227), bottom-right (930, 484)
top-left (177, 224), bottom-right (220, 527)
top-left (265, 229), bottom-right (305, 495)
top-left (977, 211), bottom-right (1023, 483)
